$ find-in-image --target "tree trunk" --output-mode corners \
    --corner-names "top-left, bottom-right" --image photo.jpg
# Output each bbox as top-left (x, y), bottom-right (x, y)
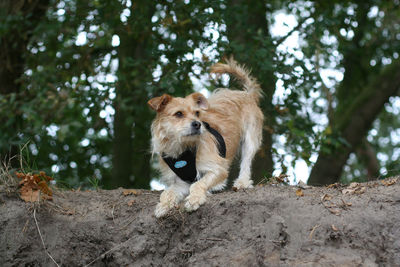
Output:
top-left (308, 61), bottom-right (400, 185)
top-left (356, 139), bottom-right (380, 180)
top-left (224, 0), bottom-right (276, 184)
top-left (0, 0), bottom-right (50, 166)
top-left (110, 101), bottom-right (134, 189)
top-left (105, 2), bottom-right (155, 189)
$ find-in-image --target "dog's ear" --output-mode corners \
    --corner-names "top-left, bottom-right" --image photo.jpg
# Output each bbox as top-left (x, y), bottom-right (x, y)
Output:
top-left (148, 94), bottom-right (172, 112)
top-left (190, 92), bottom-right (209, 110)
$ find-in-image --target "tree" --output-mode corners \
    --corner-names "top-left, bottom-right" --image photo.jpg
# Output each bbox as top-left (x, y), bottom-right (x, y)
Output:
top-left (105, 1), bottom-right (157, 189)
top-left (223, 0), bottom-right (277, 183)
top-left (105, 0), bottom-right (227, 188)
top-left (304, 1), bottom-right (400, 185)
top-left (0, 0), bottom-right (227, 189)
top-left (0, 0), bottom-right (50, 167)
top-left (1, 0), bottom-right (399, 189)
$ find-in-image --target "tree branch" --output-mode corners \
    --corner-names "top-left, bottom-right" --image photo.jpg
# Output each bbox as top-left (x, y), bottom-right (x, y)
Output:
top-left (308, 60), bottom-right (400, 185)
top-left (274, 16), bottom-right (309, 47)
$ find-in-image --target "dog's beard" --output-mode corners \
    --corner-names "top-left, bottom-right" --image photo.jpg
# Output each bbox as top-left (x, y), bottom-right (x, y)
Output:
top-left (184, 128), bottom-right (202, 137)
top-left (152, 125), bottom-right (202, 157)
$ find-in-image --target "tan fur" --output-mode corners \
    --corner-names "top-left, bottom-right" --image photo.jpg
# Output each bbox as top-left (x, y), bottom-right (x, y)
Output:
top-left (148, 58), bottom-right (264, 218)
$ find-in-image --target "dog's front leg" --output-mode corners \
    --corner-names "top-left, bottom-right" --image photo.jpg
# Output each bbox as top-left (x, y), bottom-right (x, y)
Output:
top-left (155, 180), bottom-right (189, 218)
top-left (184, 168), bottom-right (228, 212)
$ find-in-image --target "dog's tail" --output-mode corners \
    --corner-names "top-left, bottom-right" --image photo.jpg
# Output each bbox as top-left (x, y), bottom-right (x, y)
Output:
top-left (210, 57), bottom-right (262, 101)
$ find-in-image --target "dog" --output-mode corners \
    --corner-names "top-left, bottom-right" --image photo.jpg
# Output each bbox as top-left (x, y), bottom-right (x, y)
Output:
top-left (148, 58), bottom-right (263, 218)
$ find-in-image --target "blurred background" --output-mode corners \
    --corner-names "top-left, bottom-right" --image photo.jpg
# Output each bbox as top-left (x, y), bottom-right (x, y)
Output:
top-left (1, 0), bottom-right (399, 189)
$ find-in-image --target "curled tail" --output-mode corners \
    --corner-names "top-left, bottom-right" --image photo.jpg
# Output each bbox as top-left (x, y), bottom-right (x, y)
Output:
top-left (210, 57), bottom-right (262, 100)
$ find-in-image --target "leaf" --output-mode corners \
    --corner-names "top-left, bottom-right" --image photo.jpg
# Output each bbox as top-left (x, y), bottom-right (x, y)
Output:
top-left (17, 171), bottom-right (53, 202)
top-left (328, 208), bottom-right (341, 215)
top-left (325, 126), bottom-right (332, 135)
top-left (321, 194), bottom-right (332, 202)
top-left (296, 188), bottom-right (304, 197)
top-left (381, 178), bottom-right (397, 186)
top-left (20, 187), bottom-right (40, 202)
top-left (341, 199), bottom-right (352, 207)
top-left (342, 183), bottom-right (366, 195)
top-left (349, 182), bottom-right (359, 188)
top-left (38, 181), bottom-right (53, 198)
top-left (122, 189), bottom-right (140, 196)
top-left (327, 183), bottom-right (340, 189)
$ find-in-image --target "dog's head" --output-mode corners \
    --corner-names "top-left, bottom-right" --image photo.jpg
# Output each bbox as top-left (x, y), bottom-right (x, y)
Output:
top-left (148, 92), bottom-right (209, 151)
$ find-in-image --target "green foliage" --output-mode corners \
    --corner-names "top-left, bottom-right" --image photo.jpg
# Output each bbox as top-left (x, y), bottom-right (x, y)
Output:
top-left (1, 0), bottom-right (400, 188)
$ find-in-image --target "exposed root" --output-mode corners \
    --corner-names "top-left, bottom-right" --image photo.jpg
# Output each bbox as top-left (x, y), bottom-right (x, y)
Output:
top-left (33, 207), bottom-right (60, 267)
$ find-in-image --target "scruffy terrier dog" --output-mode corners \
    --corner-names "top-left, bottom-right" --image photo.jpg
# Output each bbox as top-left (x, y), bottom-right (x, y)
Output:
top-left (148, 58), bottom-right (263, 218)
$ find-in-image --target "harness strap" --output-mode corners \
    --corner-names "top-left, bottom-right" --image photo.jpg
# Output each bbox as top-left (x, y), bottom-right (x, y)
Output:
top-left (202, 121), bottom-right (226, 158)
top-left (161, 121), bottom-right (226, 184)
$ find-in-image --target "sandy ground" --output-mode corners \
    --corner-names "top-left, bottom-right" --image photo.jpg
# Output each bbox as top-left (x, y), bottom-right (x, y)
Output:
top-left (1, 177), bottom-right (400, 266)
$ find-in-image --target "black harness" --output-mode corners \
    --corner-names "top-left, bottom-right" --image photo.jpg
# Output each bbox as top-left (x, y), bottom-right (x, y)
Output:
top-left (162, 121), bottom-right (226, 184)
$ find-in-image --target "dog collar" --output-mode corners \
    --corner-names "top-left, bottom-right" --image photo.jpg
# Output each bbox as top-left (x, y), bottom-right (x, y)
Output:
top-left (161, 121), bottom-right (226, 184)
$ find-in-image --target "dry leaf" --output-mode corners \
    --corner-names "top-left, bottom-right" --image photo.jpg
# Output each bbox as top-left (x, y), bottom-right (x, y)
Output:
top-left (349, 182), bottom-right (359, 188)
top-left (342, 184), bottom-right (366, 195)
top-left (328, 208), bottom-right (341, 215)
top-left (296, 188), bottom-right (304, 197)
top-left (20, 188), bottom-right (40, 202)
top-left (321, 194), bottom-right (341, 215)
top-left (122, 189), bottom-right (140, 196)
top-left (341, 199), bottom-right (352, 207)
top-left (321, 194), bottom-right (332, 202)
top-left (381, 178), bottom-right (397, 186)
top-left (331, 225), bottom-right (339, 231)
top-left (327, 183), bottom-right (340, 189)
top-left (354, 186), bottom-right (366, 194)
top-left (341, 188), bottom-right (353, 194)
top-left (276, 174), bottom-right (289, 183)
top-left (38, 181), bottom-right (52, 197)
top-left (17, 171), bottom-right (53, 202)
top-left (127, 199), bottom-right (135, 206)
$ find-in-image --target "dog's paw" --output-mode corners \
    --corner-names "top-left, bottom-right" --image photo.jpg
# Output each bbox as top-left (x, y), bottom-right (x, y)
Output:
top-left (233, 178), bottom-right (254, 190)
top-left (155, 190), bottom-right (180, 218)
top-left (154, 203), bottom-right (178, 219)
top-left (184, 192), bottom-right (207, 212)
top-left (154, 202), bottom-right (172, 218)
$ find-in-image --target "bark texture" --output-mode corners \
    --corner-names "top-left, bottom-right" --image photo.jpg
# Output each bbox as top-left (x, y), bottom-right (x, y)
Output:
top-left (356, 139), bottom-right (380, 180)
top-left (308, 61), bottom-right (400, 185)
top-left (107, 1), bottom-right (155, 189)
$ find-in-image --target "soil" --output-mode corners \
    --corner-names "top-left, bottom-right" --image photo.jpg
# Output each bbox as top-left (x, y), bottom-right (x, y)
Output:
top-left (1, 178), bottom-right (400, 267)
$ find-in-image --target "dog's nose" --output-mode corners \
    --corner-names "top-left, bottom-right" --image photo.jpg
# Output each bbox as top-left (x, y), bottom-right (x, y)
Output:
top-left (191, 121), bottom-right (201, 130)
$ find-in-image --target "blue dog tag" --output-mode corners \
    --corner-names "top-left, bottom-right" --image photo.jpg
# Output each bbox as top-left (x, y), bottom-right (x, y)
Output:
top-left (174, 160), bottom-right (187, 169)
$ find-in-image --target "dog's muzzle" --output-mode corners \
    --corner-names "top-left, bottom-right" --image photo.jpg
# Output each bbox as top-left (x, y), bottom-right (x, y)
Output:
top-left (189, 120), bottom-right (201, 135)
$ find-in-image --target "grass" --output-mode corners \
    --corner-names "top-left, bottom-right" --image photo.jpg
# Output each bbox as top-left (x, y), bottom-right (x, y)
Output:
top-left (87, 177), bottom-right (101, 191)
top-left (1, 142), bottom-right (43, 194)
top-left (0, 157), bottom-right (19, 194)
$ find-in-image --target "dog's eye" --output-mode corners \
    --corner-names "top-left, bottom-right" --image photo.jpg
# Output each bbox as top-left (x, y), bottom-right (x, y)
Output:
top-left (174, 111), bottom-right (183, 118)
top-left (195, 111), bottom-right (200, 117)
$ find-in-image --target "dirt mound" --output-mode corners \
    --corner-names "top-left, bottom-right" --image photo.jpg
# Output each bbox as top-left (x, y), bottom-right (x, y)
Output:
top-left (1, 178), bottom-right (400, 266)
